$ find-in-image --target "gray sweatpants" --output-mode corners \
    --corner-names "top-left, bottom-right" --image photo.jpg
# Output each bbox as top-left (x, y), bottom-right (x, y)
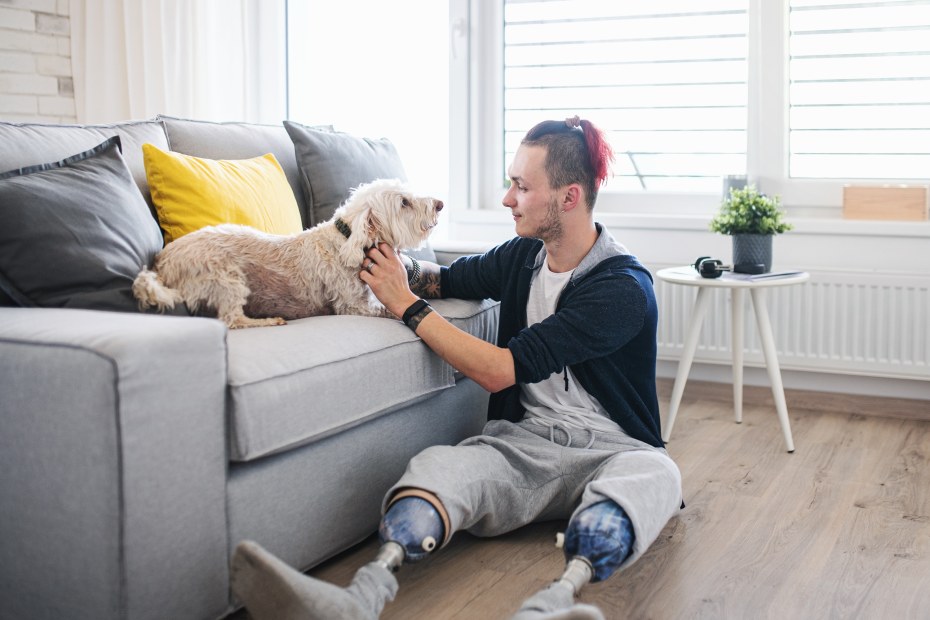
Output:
top-left (384, 418), bottom-right (683, 571)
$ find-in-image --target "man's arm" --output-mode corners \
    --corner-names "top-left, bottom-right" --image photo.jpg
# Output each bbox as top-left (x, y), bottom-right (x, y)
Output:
top-left (399, 253), bottom-right (442, 299)
top-left (364, 244), bottom-right (515, 393)
top-left (407, 308), bottom-right (515, 393)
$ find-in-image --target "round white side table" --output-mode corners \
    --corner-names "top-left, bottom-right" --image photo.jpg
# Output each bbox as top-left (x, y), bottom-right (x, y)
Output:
top-left (656, 267), bottom-right (811, 453)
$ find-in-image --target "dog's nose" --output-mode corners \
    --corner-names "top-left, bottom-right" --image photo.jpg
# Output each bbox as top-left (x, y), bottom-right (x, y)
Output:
top-left (435, 200), bottom-right (444, 212)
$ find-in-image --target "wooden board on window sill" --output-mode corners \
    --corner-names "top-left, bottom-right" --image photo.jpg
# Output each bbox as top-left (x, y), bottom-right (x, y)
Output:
top-left (843, 185), bottom-right (929, 221)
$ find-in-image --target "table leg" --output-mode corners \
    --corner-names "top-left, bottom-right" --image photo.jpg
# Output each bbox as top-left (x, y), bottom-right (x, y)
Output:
top-left (731, 288), bottom-right (744, 424)
top-left (749, 288), bottom-right (796, 453)
top-left (664, 287), bottom-right (712, 443)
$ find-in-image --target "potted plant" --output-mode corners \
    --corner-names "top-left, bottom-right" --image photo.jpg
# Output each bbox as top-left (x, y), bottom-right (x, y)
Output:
top-left (709, 185), bottom-right (792, 273)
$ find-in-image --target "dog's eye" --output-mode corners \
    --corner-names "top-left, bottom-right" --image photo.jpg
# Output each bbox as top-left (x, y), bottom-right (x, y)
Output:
top-left (402, 198), bottom-right (412, 208)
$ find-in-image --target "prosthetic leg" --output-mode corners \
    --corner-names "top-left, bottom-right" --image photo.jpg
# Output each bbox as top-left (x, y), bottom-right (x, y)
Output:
top-left (230, 492), bottom-right (447, 620)
top-left (376, 491), bottom-right (448, 568)
top-left (512, 500), bottom-right (635, 620)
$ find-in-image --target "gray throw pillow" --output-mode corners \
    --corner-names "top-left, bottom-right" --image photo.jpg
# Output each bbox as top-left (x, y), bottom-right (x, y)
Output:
top-left (284, 120), bottom-right (409, 227)
top-left (0, 119), bottom-right (170, 215)
top-left (0, 136), bottom-right (187, 314)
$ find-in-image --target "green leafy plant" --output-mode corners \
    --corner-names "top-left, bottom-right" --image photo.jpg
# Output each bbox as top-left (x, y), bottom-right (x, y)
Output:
top-left (709, 185), bottom-right (793, 235)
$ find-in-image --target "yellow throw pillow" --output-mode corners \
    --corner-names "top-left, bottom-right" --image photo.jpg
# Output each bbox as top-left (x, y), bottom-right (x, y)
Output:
top-left (142, 143), bottom-right (303, 244)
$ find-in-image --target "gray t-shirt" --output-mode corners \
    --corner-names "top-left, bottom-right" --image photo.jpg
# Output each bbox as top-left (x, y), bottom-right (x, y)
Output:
top-left (520, 259), bottom-right (622, 434)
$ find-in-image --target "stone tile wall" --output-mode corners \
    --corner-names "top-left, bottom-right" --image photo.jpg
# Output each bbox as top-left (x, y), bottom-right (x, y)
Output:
top-left (0, 0), bottom-right (75, 123)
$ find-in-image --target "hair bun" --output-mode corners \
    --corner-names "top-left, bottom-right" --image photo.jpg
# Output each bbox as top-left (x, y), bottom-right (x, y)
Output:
top-left (577, 119), bottom-right (614, 187)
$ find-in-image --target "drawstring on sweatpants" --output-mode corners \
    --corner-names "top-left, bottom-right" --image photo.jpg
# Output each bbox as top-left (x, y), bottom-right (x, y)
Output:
top-left (548, 423), bottom-right (597, 449)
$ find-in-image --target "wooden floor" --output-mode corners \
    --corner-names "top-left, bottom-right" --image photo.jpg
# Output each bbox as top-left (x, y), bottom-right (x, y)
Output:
top-left (232, 386), bottom-right (930, 619)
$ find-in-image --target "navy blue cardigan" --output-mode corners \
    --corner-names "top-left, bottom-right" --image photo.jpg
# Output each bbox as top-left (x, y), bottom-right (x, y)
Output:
top-left (440, 230), bottom-right (663, 448)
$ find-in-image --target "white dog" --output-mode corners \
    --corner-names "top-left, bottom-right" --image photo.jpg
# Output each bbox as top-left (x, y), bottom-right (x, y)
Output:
top-left (132, 178), bottom-right (443, 328)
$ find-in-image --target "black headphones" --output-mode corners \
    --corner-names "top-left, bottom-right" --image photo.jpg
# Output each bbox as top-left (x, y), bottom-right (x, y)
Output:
top-left (693, 256), bottom-right (766, 279)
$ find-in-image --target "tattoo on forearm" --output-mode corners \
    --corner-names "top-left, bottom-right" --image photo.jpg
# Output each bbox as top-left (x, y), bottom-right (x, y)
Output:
top-left (411, 263), bottom-right (442, 299)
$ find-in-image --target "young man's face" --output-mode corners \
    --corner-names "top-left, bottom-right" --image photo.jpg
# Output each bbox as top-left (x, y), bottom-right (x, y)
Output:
top-left (502, 145), bottom-right (563, 242)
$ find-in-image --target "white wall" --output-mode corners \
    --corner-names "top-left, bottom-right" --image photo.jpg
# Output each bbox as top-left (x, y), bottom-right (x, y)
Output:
top-left (0, 0), bottom-right (75, 123)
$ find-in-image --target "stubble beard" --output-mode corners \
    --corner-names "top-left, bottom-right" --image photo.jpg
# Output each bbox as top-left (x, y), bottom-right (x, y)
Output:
top-left (533, 195), bottom-right (564, 244)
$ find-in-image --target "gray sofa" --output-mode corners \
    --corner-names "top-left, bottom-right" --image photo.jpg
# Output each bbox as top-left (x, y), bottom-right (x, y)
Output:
top-left (0, 117), bottom-right (499, 620)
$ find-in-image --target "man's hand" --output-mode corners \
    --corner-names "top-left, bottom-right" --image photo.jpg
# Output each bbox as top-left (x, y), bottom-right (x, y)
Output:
top-left (359, 243), bottom-right (419, 318)
top-left (360, 243), bottom-right (516, 393)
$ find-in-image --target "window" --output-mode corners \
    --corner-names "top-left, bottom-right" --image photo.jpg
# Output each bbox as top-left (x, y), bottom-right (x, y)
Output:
top-left (462, 0), bottom-right (930, 212)
top-left (788, 1), bottom-right (930, 180)
top-left (504, 1), bottom-right (749, 193)
top-left (285, 0), bottom-right (449, 202)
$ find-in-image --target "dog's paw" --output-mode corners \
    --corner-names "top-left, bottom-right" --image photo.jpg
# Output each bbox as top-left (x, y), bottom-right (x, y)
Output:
top-left (227, 316), bottom-right (288, 329)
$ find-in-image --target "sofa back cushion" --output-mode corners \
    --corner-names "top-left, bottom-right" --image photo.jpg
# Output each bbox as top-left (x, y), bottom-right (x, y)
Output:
top-left (0, 119), bottom-right (170, 215)
top-left (158, 115), bottom-right (317, 229)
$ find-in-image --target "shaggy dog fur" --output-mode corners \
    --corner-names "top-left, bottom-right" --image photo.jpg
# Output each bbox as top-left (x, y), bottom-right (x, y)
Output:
top-left (132, 178), bottom-right (442, 328)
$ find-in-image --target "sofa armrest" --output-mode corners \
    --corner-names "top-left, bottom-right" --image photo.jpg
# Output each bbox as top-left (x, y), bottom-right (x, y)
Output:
top-left (430, 239), bottom-right (495, 266)
top-left (0, 308), bottom-right (229, 620)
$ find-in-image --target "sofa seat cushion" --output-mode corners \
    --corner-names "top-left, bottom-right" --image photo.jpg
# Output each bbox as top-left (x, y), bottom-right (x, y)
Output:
top-left (226, 297), bottom-right (499, 462)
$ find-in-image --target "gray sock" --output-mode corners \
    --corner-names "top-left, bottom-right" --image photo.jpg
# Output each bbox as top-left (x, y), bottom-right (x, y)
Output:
top-left (231, 540), bottom-right (398, 620)
top-left (511, 582), bottom-right (606, 620)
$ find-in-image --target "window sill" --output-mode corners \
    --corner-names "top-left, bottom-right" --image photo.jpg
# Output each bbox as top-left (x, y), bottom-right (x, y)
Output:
top-left (452, 207), bottom-right (930, 239)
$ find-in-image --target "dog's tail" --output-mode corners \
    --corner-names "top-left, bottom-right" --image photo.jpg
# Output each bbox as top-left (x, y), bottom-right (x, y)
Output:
top-left (132, 268), bottom-right (182, 311)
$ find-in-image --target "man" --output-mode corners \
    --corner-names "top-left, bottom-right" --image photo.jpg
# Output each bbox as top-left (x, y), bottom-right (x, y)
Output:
top-left (231, 116), bottom-right (683, 619)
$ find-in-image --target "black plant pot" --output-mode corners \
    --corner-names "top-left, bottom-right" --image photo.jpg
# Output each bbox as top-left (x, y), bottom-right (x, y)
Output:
top-left (732, 234), bottom-right (772, 273)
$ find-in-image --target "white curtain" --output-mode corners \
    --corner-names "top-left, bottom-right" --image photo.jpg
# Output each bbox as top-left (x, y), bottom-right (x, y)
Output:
top-left (70, 0), bottom-right (286, 124)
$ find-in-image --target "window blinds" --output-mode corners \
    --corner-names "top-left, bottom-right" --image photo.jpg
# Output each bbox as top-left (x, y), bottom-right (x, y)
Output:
top-left (503, 0), bottom-right (749, 192)
top-left (789, 0), bottom-right (930, 180)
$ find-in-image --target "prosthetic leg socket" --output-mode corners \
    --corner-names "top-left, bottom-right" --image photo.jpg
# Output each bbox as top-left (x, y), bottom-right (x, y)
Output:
top-left (561, 500), bottom-right (635, 583)
top-left (378, 496), bottom-right (445, 564)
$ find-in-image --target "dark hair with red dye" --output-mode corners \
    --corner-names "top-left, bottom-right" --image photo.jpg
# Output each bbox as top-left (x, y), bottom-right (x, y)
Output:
top-left (521, 116), bottom-right (614, 209)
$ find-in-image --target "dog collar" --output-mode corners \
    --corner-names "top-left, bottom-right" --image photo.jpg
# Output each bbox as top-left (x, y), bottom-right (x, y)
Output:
top-left (335, 217), bottom-right (380, 255)
top-left (334, 217), bottom-right (352, 239)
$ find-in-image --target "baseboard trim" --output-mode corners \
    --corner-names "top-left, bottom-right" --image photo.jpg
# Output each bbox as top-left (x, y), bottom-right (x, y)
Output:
top-left (657, 378), bottom-right (930, 423)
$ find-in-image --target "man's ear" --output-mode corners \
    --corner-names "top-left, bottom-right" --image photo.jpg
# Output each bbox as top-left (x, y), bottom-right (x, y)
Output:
top-left (561, 184), bottom-right (583, 212)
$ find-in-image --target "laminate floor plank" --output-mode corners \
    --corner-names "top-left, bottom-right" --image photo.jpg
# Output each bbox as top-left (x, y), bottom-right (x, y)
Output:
top-left (228, 395), bottom-right (930, 619)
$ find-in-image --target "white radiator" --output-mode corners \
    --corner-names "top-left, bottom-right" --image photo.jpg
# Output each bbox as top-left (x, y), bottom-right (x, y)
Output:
top-left (653, 267), bottom-right (930, 381)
